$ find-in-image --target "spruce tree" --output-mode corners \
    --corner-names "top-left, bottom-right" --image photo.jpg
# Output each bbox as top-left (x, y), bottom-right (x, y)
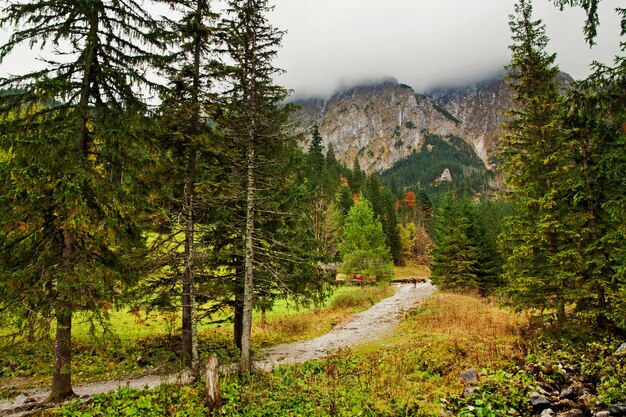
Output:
top-left (350, 157), bottom-right (366, 193)
top-left (431, 193), bottom-right (480, 291)
top-left (219, 0), bottom-right (292, 373)
top-left (0, 0), bottom-right (161, 401)
top-left (556, 29), bottom-right (626, 327)
top-left (306, 125), bottom-right (325, 186)
top-left (149, 0), bottom-right (222, 370)
top-left (364, 176), bottom-right (404, 265)
top-left (499, 0), bottom-right (584, 319)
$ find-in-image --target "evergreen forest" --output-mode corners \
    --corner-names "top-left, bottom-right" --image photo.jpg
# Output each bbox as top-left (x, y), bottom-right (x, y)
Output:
top-left (0, 0), bottom-right (624, 415)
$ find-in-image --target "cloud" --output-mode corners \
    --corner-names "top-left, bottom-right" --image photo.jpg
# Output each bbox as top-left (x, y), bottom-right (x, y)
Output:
top-left (0, 0), bottom-right (621, 100)
top-left (270, 0), bottom-right (623, 98)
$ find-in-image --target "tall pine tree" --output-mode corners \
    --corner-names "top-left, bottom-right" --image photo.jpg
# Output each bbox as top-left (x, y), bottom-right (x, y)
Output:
top-left (0, 0), bottom-right (161, 401)
top-left (500, 0), bottom-right (585, 320)
top-left (152, 0), bottom-right (221, 371)
top-left (553, 3), bottom-right (626, 328)
top-left (219, 0), bottom-right (293, 373)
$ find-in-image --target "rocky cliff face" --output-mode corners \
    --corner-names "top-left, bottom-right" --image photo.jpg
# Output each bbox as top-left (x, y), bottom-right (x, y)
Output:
top-left (292, 79), bottom-right (467, 173)
top-left (291, 73), bottom-right (572, 174)
top-left (291, 77), bottom-right (507, 173)
top-left (426, 71), bottom-right (573, 167)
top-left (426, 74), bottom-right (512, 167)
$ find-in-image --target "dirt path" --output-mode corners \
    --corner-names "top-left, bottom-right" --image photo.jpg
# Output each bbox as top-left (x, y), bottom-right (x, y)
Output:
top-left (0, 283), bottom-right (433, 416)
top-left (255, 282), bottom-right (434, 370)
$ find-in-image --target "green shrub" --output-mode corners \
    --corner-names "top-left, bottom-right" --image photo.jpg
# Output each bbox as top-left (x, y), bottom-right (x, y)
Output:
top-left (55, 384), bottom-right (208, 417)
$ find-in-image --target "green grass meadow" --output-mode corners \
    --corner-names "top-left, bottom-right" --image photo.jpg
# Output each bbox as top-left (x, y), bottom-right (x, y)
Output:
top-left (0, 283), bottom-right (394, 396)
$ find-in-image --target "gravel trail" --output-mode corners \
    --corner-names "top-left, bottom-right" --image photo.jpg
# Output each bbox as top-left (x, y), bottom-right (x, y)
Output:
top-left (0, 282), bottom-right (434, 416)
top-left (255, 282), bottom-right (434, 370)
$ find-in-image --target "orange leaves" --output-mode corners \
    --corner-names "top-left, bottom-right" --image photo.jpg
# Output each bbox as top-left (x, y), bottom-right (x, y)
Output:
top-left (402, 191), bottom-right (418, 211)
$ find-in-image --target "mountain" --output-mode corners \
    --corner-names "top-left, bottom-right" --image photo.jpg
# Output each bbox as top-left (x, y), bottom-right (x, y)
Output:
top-left (290, 72), bottom-right (573, 175)
top-left (291, 78), bottom-right (469, 174)
top-left (426, 74), bottom-right (513, 167)
top-left (426, 71), bottom-right (573, 167)
top-left (290, 72), bottom-right (572, 198)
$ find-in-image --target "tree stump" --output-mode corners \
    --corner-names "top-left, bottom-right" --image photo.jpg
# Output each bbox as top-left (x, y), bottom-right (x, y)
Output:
top-left (204, 354), bottom-right (220, 409)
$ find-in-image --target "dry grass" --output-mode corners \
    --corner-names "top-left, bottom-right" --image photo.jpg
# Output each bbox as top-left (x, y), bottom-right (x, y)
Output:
top-left (251, 285), bottom-right (395, 348)
top-left (328, 284), bottom-right (394, 310)
top-left (250, 310), bottom-right (354, 348)
top-left (393, 263), bottom-right (430, 280)
top-left (220, 292), bottom-right (526, 416)
top-left (402, 292), bottom-right (523, 367)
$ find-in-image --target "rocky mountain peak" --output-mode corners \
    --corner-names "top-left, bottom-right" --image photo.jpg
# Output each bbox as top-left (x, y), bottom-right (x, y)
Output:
top-left (291, 80), bottom-right (465, 173)
top-left (291, 71), bottom-right (572, 175)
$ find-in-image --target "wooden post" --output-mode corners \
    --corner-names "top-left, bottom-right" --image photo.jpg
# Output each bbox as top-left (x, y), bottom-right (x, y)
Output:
top-left (204, 353), bottom-right (220, 409)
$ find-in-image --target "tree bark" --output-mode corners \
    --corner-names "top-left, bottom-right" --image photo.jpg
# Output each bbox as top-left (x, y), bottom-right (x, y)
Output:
top-left (204, 354), bottom-right (220, 408)
top-left (233, 297), bottom-right (243, 350)
top-left (48, 310), bottom-right (74, 402)
top-left (182, 150), bottom-right (197, 369)
top-left (182, 2), bottom-right (203, 370)
top-left (240, 139), bottom-right (255, 374)
top-left (48, 230), bottom-right (77, 403)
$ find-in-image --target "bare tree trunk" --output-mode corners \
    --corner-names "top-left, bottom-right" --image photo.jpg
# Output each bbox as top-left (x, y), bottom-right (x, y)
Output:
top-left (233, 296), bottom-right (243, 350)
top-left (48, 310), bottom-right (74, 403)
top-left (182, 150), bottom-right (198, 369)
top-left (240, 140), bottom-right (255, 374)
top-left (182, 3), bottom-right (203, 369)
top-left (48, 230), bottom-right (77, 403)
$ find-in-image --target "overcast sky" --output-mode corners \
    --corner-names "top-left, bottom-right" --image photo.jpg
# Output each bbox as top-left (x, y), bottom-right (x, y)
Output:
top-left (269, 0), bottom-right (623, 98)
top-left (0, 0), bottom-right (622, 99)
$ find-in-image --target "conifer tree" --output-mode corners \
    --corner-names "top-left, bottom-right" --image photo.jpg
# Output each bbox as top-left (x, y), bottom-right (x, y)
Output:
top-left (499, 0), bottom-right (584, 319)
top-left (364, 176), bottom-right (403, 265)
top-left (350, 156), bottom-right (366, 193)
top-left (554, 9), bottom-right (626, 327)
top-left (219, 0), bottom-right (292, 373)
top-left (319, 144), bottom-right (337, 190)
top-left (152, 0), bottom-right (221, 370)
top-left (431, 194), bottom-right (480, 291)
top-left (306, 125), bottom-right (325, 186)
top-left (430, 193), bottom-right (499, 293)
top-left (0, 0), bottom-right (161, 401)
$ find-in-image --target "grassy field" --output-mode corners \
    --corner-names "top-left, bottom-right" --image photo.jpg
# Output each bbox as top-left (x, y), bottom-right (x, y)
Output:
top-left (11, 282), bottom-right (626, 416)
top-left (392, 263), bottom-right (430, 280)
top-left (0, 283), bottom-right (394, 396)
top-left (47, 292), bottom-right (527, 416)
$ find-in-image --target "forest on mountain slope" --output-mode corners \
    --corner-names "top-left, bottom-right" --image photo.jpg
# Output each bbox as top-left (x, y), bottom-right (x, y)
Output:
top-left (0, 0), bottom-right (625, 415)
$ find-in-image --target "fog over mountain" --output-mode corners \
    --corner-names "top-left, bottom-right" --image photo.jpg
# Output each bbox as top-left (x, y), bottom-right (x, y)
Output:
top-left (270, 0), bottom-right (622, 99)
top-left (0, 0), bottom-right (621, 100)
